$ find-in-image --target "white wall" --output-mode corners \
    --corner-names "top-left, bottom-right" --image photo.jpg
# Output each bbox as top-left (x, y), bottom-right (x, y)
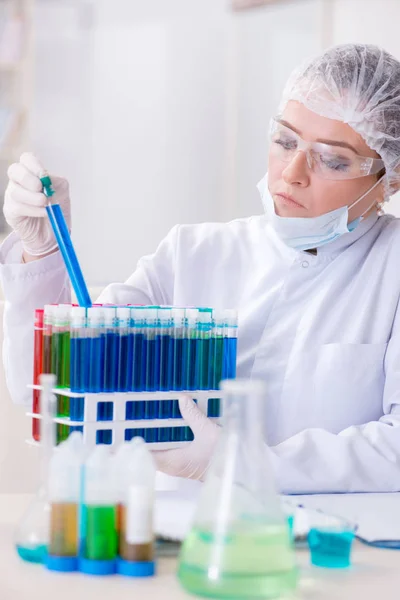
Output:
top-left (226, 0), bottom-right (324, 220)
top-left (31, 0), bottom-right (326, 287)
top-left (329, 0), bottom-right (400, 215)
top-left (31, 0), bottom-right (400, 287)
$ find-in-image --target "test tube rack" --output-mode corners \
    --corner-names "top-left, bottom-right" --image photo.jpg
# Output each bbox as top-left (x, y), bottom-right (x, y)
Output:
top-left (27, 387), bottom-right (223, 450)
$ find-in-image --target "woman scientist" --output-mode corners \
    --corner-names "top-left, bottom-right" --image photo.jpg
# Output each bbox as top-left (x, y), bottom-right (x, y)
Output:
top-left (2, 44), bottom-right (400, 494)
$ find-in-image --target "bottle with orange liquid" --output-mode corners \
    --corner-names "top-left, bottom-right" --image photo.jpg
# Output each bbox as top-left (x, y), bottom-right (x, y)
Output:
top-left (116, 437), bottom-right (156, 577)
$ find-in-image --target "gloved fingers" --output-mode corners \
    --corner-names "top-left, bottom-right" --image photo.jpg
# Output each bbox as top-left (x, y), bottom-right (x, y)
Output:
top-left (7, 162), bottom-right (43, 192)
top-left (19, 152), bottom-right (47, 178)
top-left (5, 181), bottom-right (47, 212)
top-left (178, 394), bottom-right (215, 437)
top-left (152, 447), bottom-right (188, 476)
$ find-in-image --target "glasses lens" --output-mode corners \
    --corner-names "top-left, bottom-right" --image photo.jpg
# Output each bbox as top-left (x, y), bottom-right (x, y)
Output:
top-left (270, 122), bottom-right (298, 163)
top-left (310, 148), bottom-right (364, 180)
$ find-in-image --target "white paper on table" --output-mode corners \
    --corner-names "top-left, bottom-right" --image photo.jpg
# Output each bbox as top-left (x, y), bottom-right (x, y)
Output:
top-left (290, 493), bottom-right (400, 543)
top-left (155, 490), bottom-right (400, 543)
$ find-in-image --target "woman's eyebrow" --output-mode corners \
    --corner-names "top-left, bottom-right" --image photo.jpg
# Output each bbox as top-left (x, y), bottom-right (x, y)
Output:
top-left (279, 118), bottom-right (360, 154)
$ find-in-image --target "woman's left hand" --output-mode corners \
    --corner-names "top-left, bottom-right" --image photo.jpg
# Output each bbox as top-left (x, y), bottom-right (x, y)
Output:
top-left (152, 395), bottom-right (220, 481)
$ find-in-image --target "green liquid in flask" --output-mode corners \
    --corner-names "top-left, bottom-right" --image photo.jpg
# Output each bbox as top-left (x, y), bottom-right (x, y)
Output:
top-left (178, 524), bottom-right (298, 599)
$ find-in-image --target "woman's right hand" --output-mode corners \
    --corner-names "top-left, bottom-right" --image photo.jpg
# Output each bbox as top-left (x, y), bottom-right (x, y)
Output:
top-left (4, 152), bottom-right (71, 261)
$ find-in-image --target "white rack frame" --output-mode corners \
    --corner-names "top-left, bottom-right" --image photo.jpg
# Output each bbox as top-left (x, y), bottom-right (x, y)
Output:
top-left (27, 386), bottom-right (223, 449)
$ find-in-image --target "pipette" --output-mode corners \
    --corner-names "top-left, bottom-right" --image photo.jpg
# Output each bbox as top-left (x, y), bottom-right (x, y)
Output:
top-left (40, 172), bottom-right (92, 308)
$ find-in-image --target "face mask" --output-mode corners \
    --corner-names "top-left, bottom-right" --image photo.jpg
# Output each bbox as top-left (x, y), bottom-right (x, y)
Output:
top-left (257, 175), bottom-right (383, 251)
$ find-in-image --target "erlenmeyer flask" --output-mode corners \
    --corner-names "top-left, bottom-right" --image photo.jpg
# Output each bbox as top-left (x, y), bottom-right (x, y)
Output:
top-left (15, 374), bottom-right (57, 563)
top-left (178, 379), bottom-right (297, 599)
top-left (15, 485), bottom-right (50, 563)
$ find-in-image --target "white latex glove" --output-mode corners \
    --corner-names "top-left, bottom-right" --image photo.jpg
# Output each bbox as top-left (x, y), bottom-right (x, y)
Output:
top-left (4, 152), bottom-right (71, 256)
top-left (153, 395), bottom-right (221, 481)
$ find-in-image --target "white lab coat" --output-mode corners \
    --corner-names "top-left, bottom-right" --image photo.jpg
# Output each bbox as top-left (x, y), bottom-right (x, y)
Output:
top-left (1, 211), bottom-right (400, 494)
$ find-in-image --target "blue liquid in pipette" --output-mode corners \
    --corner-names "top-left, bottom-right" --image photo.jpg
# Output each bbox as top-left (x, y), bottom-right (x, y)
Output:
top-left (45, 203), bottom-right (91, 308)
top-left (308, 529), bottom-right (354, 568)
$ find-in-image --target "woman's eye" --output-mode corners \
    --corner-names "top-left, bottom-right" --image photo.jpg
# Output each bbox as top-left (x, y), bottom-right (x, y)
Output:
top-left (274, 137), bottom-right (297, 150)
top-left (319, 154), bottom-right (350, 172)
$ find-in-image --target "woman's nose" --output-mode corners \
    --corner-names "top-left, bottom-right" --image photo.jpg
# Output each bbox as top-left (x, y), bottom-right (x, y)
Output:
top-left (282, 150), bottom-right (311, 187)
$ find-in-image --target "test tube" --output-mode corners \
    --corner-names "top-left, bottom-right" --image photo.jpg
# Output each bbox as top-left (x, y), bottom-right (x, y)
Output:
top-left (211, 310), bottom-right (224, 390)
top-left (52, 306), bottom-right (71, 443)
top-left (70, 307), bottom-right (86, 434)
top-left (70, 307), bottom-right (87, 393)
top-left (46, 434), bottom-right (83, 572)
top-left (157, 308), bottom-right (172, 442)
top-left (103, 307), bottom-right (118, 393)
top-left (222, 309), bottom-right (238, 380)
top-left (131, 307), bottom-right (144, 393)
top-left (42, 304), bottom-right (55, 375)
top-left (158, 307), bottom-right (172, 392)
top-left (80, 446), bottom-right (117, 575)
top-left (172, 308), bottom-right (185, 391)
top-left (144, 308), bottom-right (158, 393)
top-left (117, 307), bottom-right (131, 392)
top-left (195, 309), bottom-right (212, 390)
top-left (208, 310), bottom-right (225, 419)
top-left (117, 438), bottom-right (156, 577)
top-left (32, 309), bottom-right (44, 442)
top-left (87, 307), bottom-right (104, 393)
top-left (183, 309), bottom-right (198, 391)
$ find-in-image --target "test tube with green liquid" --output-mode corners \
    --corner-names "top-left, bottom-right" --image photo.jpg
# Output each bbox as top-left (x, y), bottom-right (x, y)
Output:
top-left (51, 305), bottom-right (71, 443)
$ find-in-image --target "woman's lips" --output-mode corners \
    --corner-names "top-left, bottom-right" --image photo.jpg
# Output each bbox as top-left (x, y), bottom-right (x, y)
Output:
top-left (275, 193), bottom-right (305, 209)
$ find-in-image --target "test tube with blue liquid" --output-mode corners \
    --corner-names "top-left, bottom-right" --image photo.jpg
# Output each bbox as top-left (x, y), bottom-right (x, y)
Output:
top-left (158, 308), bottom-right (173, 442)
top-left (131, 307), bottom-right (145, 393)
top-left (183, 309), bottom-right (198, 391)
top-left (70, 307), bottom-right (86, 433)
top-left (222, 309), bottom-right (238, 380)
top-left (40, 173), bottom-right (92, 309)
top-left (103, 307), bottom-right (118, 393)
top-left (87, 307), bottom-right (104, 393)
top-left (117, 307), bottom-right (131, 392)
top-left (195, 309), bottom-right (212, 391)
top-left (142, 308), bottom-right (159, 442)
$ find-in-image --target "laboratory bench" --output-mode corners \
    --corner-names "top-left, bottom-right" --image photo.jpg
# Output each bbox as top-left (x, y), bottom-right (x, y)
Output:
top-left (1, 494), bottom-right (397, 600)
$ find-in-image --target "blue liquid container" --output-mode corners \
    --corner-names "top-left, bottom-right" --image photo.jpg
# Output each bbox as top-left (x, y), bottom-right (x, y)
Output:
top-left (308, 529), bottom-right (355, 569)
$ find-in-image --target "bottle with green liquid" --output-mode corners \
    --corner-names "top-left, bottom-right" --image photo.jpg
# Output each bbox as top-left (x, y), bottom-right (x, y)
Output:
top-left (80, 445), bottom-right (117, 575)
top-left (178, 379), bottom-right (298, 599)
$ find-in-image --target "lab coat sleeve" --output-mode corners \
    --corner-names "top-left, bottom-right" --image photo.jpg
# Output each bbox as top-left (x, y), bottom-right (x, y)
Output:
top-left (268, 323), bottom-right (400, 493)
top-left (0, 233), bottom-right (71, 406)
top-left (95, 225), bottom-right (178, 306)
